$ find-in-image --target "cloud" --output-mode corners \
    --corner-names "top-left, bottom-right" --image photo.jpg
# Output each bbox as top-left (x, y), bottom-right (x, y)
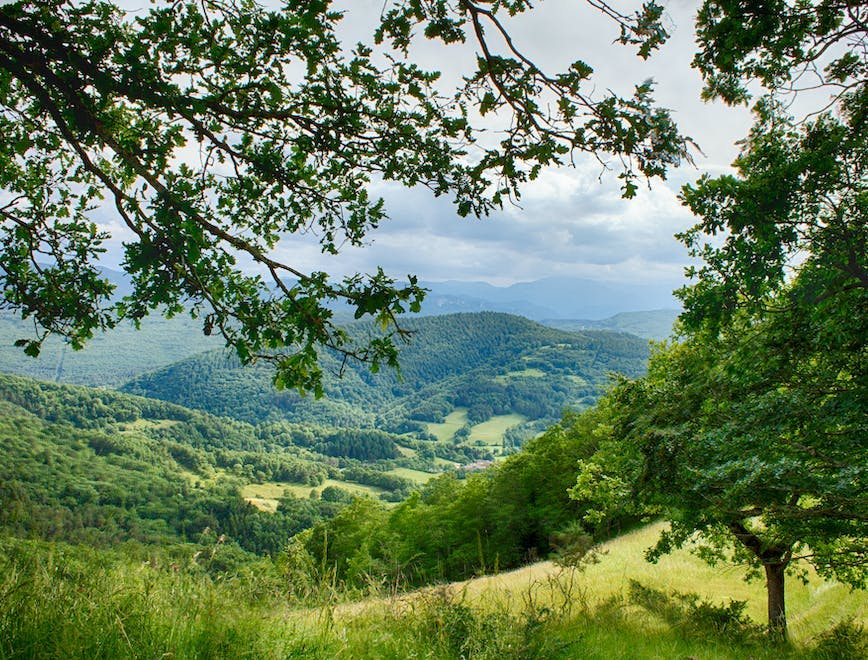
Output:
top-left (92, 0), bottom-right (751, 304)
top-left (299, 160), bottom-right (696, 292)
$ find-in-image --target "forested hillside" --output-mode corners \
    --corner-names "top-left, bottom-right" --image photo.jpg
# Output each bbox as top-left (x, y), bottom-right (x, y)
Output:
top-left (0, 372), bottom-right (485, 558)
top-left (121, 313), bottom-right (650, 441)
top-left (0, 311), bottom-right (221, 387)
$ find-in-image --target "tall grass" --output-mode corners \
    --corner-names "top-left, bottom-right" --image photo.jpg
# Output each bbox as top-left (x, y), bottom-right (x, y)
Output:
top-left (1, 529), bottom-right (864, 659)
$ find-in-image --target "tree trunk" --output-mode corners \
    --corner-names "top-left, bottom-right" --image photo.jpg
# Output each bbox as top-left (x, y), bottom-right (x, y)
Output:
top-left (729, 521), bottom-right (791, 639)
top-left (764, 562), bottom-right (787, 639)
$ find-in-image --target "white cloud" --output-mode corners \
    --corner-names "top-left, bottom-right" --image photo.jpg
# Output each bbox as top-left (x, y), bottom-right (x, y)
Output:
top-left (92, 0), bottom-right (753, 303)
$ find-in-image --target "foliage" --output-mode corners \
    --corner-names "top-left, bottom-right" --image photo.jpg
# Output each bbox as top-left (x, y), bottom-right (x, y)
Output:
top-left (678, 96), bottom-right (867, 337)
top-left (693, 0), bottom-right (867, 107)
top-left (0, 372), bottom-right (403, 555)
top-left (120, 312), bottom-right (650, 433)
top-left (1, 528), bottom-right (861, 659)
top-left (0, 0), bottom-right (689, 392)
top-left (592, 0), bottom-right (868, 637)
top-left (576, 292), bottom-right (867, 634)
top-left (628, 580), bottom-right (764, 644)
top-left (810, 619), bottom-right (868, 660)
top-left (292, 404), bottom-right (640, 589)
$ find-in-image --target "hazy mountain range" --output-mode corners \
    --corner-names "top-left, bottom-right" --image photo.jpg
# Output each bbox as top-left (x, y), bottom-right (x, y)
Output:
top-left (420, 276), bottom-right (680, 321)
top-left (0, 272), bottom-right (678, 389)
top-left (95, 265), bottom-right (680, 321)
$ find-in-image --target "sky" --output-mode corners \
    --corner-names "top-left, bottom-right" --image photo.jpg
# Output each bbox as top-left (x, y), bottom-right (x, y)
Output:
top-left (288, 0), bottom-right (754, 290)
top-left (96, 0), bottom-right (755, 296)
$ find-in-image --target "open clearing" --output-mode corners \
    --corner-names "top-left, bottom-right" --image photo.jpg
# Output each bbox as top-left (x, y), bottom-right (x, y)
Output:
top-left (467, 413), bottom-right (526, 446)
top-left (493, 368), bottom-right (547, 383)
top-left (242, 478), bottom-right (384, 511)
top-left (387, 466), bottom-right (439, 484)
top-left (426, 409), bottom-right (528, 450)
top-left (338, 521), bottom-right (866, 647)
top-left (425, 408), bottom-right (470, 441)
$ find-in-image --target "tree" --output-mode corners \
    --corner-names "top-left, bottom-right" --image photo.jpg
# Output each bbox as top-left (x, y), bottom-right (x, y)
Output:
top-left (575, 0), bottom-right (867, 637)
top-left (600, 306), bottom-right (866, 636)
top-left (0, 0), bottom-right (688, 393)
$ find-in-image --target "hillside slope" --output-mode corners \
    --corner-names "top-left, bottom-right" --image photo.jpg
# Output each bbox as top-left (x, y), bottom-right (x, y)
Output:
top-left (121, 313), bottom-right (651, 434)
top-left (0, 372), bottom-right (433, 554)
top-left (0, 311), bottom-right (221, 387)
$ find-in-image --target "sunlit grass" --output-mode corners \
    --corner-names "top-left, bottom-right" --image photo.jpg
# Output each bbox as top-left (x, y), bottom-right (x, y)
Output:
top-left (242, 478), bottom-right (385, 510)
top-left (2, 525), bottom-right (863, 658)
top-left (394, 443), bottom-right (417, 458)
top-left (436, 522), bottom-right (865, 646)
top-left (426, 409), bottom-right (527, 451)
top-left (426, 408), bottom-right (469, 441)
top-left (388, 467), bottom-right (438, 484)
top-left (117, 418), bottom-right (181, 431)
top-left (466, 413), bottom-right (525, 446)
top-left (493, 368), bottom-right (546, 384)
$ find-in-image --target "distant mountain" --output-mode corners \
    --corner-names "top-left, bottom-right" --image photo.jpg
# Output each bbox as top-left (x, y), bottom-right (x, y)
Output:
top-left (0, 274), bottom-right (672, 389)
top-left (121, 312), bottom-right (651, 433)
top-left (0, 311), bottom-right (222, 387)
top-left (420, 277), bottom-right (679, 320)
top-left (541, 309), bottom-right (680, 341)
top-left (98, 265), bottom-right (135, 299)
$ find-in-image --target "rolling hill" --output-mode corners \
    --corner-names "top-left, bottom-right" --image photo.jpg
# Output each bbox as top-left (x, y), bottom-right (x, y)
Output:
top-left (120, 313), bottom-right (651, 441)
top-left (541, 309), bottom-right (680, 341)
top-left (0, 371), bottom-right (442, 554)
top-left (1, 275), bottom-right (675, 390)
top-left (0, 310), bottom-right (222, 387)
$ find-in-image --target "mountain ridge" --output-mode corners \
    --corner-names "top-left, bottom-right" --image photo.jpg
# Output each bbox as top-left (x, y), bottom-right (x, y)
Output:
top-left (119, 312), bottom-right (651, 437)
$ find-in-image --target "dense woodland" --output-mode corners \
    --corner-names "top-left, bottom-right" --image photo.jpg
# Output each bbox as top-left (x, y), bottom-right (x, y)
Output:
top-left (121, 313), bottom-right (649, 433)
top-left (0, 0), bottom-right (865, 654)
top-left (0, 366), bottom-right (635, 582)
top-left (0, 312), bottom-right (649, 563)
top-left (0, 371), bottom-right (444, 557)
top-left (292, 405), bottom-right (637, 589)
top-left (0, 310), bottom-right (221, 387)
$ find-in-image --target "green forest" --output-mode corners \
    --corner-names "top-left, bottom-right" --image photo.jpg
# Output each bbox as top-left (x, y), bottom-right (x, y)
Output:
top-left (120, 312), bottom-right (650, 437)
top-left (1, 0), bottom-right (866, 657)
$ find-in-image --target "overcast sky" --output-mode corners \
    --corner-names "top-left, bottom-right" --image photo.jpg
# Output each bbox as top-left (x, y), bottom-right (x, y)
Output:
top-left (98, 0), bottom-right (755, 295)
top-left (297, 0), bottom-right (753, 290)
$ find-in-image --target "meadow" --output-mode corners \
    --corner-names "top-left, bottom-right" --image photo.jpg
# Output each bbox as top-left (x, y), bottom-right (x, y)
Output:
top-left (2, 524), bottom-right (863, 659)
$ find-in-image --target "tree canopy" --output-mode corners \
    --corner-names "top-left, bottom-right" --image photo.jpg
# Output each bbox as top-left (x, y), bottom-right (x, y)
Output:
top-left (0, 0), bottom-right (688, 392)
top-left (571, 0), bottom-right (867, 637)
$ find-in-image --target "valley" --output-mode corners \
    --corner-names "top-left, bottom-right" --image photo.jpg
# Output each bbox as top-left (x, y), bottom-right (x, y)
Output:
top-left (1, 307), bottom-right (863, 657)
top-left (0, 311), bottom-right (654, 542)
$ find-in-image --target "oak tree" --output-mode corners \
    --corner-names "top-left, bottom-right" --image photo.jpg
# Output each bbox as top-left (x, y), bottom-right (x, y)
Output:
top-left (574, 0), bottom-right (867, 636)
top-left (0, 0), bottom-right (687, 393)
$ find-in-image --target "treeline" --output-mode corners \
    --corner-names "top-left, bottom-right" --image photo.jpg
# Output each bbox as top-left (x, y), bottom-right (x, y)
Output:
top-left (0, 310), bottom-right (221, 387)
top-left (0, 373), bottom-right (453, 558)
top-left (0, 373), bottom-right (411, 463)
top-left (290, 406), bottom-right (638, 588)
top-left (0, 398), bottom-right (343, 556)
top-left (121, 313), bottom-right (650, 433)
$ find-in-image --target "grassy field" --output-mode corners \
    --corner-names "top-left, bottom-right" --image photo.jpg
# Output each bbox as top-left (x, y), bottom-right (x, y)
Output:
top-left (2, 523), bottom-right (864, 658)
top-left (241, 478), bottom-right (385, 511)
top-left (466, 413), bottom-right (526, 448)
top-left (493, 368), bottom-right (547, 384)
top-left (426, 408), bottom-right (527, 453)
top-left (329, 523), bottom-right (865, 657)
top-left (452, 523), bottom-right (866, 639)
top-left (387, 467), bottom-right (439, 485)
top-left (117, 418), bottom-right (181, 432)
top-left (426, 408), bottom-right (470, 442)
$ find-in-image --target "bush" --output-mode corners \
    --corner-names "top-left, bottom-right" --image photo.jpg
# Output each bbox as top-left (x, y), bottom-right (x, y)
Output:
top-left (811, 619), bottom-right (867, 659)
top-left (629, 580), bottom-right (763, 643)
